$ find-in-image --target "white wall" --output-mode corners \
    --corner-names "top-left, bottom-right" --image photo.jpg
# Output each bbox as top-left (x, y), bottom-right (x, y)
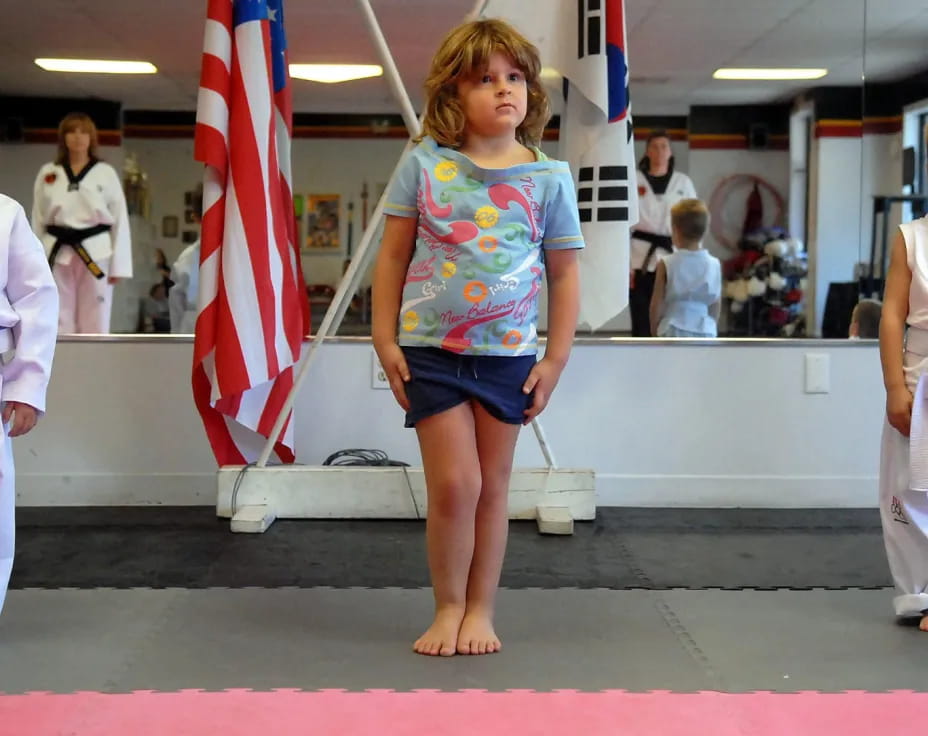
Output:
top-left (687, 148), bottom-right (791, 261)
top-left (859, 131), bottom-right (903, 284)
top-left (15, 338), bottom-right (883, 509)
top-left (807, 136), bottom-right (865, 335)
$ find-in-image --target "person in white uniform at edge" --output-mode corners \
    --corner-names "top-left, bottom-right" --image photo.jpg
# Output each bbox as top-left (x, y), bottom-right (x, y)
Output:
top-left (628, 130), bottom-right (697, 337)
top-left (879, 216), bottom-right (928, 631)
top-left (0, 194), bottom-right (60, 615)
top-left (31, 112), bottom-right (132, 334)
top-left (169, 184), bottom-right (202, 334)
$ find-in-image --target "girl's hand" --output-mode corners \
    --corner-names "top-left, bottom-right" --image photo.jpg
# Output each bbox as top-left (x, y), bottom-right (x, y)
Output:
top-left (2, 402), bottom-right (38, 437)
top-left (887, 385), bottom-right (914, 437)
top-left (376, 342), bottom-right (411, 412)
top-left (522, 357), bottom-right (565, 425)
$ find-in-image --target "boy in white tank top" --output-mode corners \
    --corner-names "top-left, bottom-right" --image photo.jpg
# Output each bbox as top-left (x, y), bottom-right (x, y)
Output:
top-left (649, 199), bottom-right (721, 338)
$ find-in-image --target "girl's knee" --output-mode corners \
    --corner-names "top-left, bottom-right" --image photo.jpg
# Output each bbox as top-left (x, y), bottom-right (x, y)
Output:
top-left (428, 473), bottom-right (482, 516)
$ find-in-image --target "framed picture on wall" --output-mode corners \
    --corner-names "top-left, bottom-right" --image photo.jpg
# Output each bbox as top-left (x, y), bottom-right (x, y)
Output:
top-left (303, 193), bottom-right (340, 252)
top-left (182, 230), bottom-right (199, 244)
top-left (162, 215), bottom-right (179, 238)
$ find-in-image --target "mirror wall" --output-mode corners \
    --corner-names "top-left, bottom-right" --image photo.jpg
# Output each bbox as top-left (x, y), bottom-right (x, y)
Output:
top-left (0, 0), bottom-right (870, 338)
top-left (861, 0), bottom-right (928, 313)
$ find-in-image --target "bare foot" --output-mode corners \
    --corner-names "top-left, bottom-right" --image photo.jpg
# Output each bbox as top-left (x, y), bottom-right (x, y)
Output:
top-left (920, 615), bottom-right (928, 632)
top-left (457, 609), bottom-right (501, 655)
top-left (414, 606), bottom-right (465, 656)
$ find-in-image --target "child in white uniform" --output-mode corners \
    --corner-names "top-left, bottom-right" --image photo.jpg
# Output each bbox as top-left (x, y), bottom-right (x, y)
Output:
top-left (649, 199), bottom-right (721, 338)
top-left (879, 216), bottom-right (928, 630)
top-left (0, 194), bottom-right (59, 614)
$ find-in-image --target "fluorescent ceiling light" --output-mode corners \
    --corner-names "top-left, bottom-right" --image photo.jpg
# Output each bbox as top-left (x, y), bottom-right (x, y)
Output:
top-left (289, 64), bottom-right (382, 83)
top-left (713, 68), bottom-right (828, 81)
top-left (35, 58), bottom-right (157, 74)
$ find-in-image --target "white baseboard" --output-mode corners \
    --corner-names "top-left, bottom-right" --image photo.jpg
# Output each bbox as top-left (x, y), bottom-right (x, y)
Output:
top-left (15, 473), bottom-right (217, 506)
top-left (593, 474), bottom-right (878, 508)
top-left (14, 470), bottom-right (879, 509)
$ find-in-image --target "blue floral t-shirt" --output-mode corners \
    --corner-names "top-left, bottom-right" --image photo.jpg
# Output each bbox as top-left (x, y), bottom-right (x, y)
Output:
top-left (383, 136), bottom-right (584, 355)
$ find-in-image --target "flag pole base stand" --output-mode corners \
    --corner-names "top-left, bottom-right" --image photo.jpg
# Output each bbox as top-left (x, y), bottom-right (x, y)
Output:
top-left (216, 466), bottom-right (595, 534)
top-left (230, 504), bottom-right (277, 534)
top-left (535, 505), bottom-right (575, 535)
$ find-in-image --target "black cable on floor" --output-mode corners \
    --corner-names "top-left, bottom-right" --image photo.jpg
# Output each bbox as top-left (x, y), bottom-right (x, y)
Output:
top-left (322, 449), bottom-right (409, 467)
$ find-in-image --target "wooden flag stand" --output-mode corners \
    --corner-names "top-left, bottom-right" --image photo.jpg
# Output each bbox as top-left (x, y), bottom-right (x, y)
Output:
top-left (217, 0), bottom-right (596, 535)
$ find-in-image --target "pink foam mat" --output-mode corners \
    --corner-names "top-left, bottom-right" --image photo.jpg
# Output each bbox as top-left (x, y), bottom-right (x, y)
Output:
top-left (0, 689), bottom-right (923, 735)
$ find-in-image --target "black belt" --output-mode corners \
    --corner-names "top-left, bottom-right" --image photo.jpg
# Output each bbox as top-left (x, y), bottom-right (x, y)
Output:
top-left (632, 229), bottom-right (673, 274)
top-left (46, 224), bottom-right (111, 279)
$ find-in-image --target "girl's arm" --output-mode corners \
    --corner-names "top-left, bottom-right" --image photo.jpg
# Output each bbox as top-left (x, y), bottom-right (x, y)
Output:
top-left (371, 214), bottom-right (417, 410)
top-left (880, 229), bottom-right (913, 436)
top-left (542, 249), bottom-right (580, 366)
top-left (522, 248), bottom-right (579, 424)
top-left (649, 259), bottom-right (667, 336)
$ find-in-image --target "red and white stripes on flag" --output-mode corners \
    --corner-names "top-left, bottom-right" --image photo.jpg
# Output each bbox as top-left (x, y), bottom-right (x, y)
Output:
top-left (483, 0), bottom-right (639, 330)
top-left (193, 0), bottom-right (309, 466)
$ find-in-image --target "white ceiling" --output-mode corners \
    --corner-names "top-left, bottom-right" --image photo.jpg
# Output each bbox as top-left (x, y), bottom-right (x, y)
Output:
top-left (0, 0), bottom-right (925, 116)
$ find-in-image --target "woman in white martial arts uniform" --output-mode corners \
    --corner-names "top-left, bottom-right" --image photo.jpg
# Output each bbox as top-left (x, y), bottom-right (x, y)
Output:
top-left (0, 194), bottom-right (59, 615)
top-left (31, 112), bottom-right (132, 334)
top-left (879, 218), bottom-right (928, 630)
top-left (629, 131), bottom-right (697, 337)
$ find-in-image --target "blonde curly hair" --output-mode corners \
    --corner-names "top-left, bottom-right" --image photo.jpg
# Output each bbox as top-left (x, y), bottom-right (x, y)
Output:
top-left (417, 18), bottom-right (551, 149)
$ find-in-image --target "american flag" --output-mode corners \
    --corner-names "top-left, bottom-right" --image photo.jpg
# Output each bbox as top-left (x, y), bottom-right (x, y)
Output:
top-left (193, 0), bottom-right (309, 465)
top-left (483, 0), bottom-right (639, 330)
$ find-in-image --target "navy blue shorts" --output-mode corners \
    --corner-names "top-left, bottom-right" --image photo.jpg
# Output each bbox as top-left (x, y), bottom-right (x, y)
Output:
top-left (401, 347), bottom-right (536, 428)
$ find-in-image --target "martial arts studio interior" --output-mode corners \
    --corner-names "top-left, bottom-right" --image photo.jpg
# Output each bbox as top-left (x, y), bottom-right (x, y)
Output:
top-left (1, 0), bottom-right (928, 733)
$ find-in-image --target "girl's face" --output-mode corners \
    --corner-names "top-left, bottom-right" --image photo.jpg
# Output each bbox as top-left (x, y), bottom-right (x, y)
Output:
top-left (456, 52), bottom-right (528, 140)
top-left (646, 136), bottom-right (672, 170)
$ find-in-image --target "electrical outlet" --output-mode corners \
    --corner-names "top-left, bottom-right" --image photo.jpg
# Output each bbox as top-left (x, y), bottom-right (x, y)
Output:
top-left (804, 353), bottom-right (830, 394)
top-left (371, 349), bottom-right (390, 390)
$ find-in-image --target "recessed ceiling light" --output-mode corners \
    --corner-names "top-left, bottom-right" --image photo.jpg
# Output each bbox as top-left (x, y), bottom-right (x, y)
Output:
top-left (289, 64), bottom-right (383, 83)
top-left (713, 68), bottom-right (828, 81)
top-left (35, 58), bottom-right (157, 74)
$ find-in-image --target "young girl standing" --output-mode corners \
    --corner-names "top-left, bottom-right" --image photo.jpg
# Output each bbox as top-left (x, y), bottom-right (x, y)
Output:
top-left (879, 218), bottom-right (928, 630)
top-left (373, 18), bottom-right (583, 656)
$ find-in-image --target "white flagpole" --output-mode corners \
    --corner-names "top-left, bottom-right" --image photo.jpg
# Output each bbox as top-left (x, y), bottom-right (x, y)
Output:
top-left (256, 0), bottom-right (423, 469)
top-left (256, 0), bottom-right (556, 469)
top-left (356, 0), bottom-right (421, 137)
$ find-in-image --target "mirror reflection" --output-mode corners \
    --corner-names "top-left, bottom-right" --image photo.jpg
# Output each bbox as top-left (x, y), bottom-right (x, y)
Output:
top-left (0, 0), bottom-right (878, 339)
top-left (859, 0), bottom-right (928, 335)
